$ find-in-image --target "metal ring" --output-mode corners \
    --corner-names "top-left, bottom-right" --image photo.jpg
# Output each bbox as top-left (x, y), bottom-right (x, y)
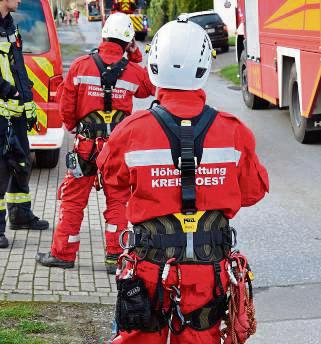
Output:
top-left (119, 228), bottom-right (134, 250)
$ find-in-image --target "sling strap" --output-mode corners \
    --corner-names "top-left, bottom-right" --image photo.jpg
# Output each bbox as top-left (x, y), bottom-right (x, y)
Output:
top-left (150, 105), bottom-right (218, 214)
top-left (91, 52), bottom-right (128, 112)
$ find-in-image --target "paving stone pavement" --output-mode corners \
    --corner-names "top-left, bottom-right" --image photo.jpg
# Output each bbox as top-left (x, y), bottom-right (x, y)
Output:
top-left (0, 132), bottom-right (117, 305)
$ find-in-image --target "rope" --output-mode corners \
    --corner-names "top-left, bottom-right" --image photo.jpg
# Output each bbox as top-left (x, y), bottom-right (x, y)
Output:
top-left (220, 252), bottom-right (257, 344)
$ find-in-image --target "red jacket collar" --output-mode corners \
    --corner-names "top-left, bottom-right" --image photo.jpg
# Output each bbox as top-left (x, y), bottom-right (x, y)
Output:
top-left (157, 89), bottom-right (207, 118)
top-left (98, 41), bottom-right (125, 64)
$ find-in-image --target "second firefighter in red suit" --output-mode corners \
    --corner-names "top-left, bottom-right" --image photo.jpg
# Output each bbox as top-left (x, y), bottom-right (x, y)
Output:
top-left (35, 13), bottom-right (155, 271)
top-left (97, 19), bottom-right (269, 343)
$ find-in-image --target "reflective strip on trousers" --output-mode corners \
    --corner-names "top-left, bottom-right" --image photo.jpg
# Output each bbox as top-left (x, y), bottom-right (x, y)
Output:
top-left (5, 193), bottom-right (32, 204)
top-left (68, 234), bottom-right (80, 243)
top-left (125, 148), bottom-right (242, 168)
top-left (106, 224), bottom-right (117, 233)
top-left (0, 198), bottom-right (5, 211)
top-left (105, 223), bottom-right (117, 233)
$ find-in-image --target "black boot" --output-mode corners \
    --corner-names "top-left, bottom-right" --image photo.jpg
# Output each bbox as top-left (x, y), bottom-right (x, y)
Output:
top-left (8, 206), bottom-right (49, 231)
top-left (0, 234), bottom-right (9, 249)
top-left (35, 252), bottom-right (75, 269)
top-left (105, 253), bottom-right (121, 274)
top-left (10, 217), bottom-right (49, 230)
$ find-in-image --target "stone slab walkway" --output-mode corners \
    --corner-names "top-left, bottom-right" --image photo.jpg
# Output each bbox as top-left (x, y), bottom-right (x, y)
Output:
top-left (0, 132), bottom-right (116, 305)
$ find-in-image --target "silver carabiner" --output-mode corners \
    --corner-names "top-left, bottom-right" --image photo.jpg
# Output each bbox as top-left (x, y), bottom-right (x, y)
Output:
top-left (119, 228), bottom-right (135, 250)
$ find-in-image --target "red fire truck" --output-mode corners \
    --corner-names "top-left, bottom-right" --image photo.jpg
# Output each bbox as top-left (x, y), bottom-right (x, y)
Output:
top-left (235, 0), bottom-right (321, 143)
top-left (101, 0), bottom-right (149, 41)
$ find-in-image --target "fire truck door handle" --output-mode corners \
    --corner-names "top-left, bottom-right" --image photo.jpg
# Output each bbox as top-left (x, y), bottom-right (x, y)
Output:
top-left (274, 58), bottom-right (278, 73)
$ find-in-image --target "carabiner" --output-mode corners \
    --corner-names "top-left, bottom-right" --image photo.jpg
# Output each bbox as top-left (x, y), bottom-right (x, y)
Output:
top-left (168, 302), bottom-right (186, 335)
top-left (119, 228), bottom-right (135, 250)
top-left (169, 285), bottom-right (181, 303)
top-left (162, 258), bottom-right (176, 284)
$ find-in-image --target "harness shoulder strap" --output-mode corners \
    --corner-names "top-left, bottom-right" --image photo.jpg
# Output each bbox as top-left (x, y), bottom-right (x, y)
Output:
top-left (91, 51), bottom-right (106, 73)
top-left (150, 105), bottom-right (218, 167)
top-left (150, 105), bottom-right (218, 214)
top-left (91, 52), bottom-right (129, 112)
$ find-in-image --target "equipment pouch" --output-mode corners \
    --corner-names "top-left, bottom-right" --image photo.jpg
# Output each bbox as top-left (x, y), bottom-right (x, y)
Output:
top-left (116, 277), bottom-right (153, 332)
top-left (66, 152), bottom-right (84, 179)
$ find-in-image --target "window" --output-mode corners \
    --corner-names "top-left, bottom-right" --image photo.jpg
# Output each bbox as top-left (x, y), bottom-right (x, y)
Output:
top-left (12, 0), bottom-right (50, 54)
top-left (189, 14), bottom-right (223, 28)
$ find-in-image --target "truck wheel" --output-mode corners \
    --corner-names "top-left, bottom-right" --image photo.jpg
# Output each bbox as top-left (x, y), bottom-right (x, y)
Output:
top-left (288, 64), bottom-right (321, 143)
top-left (240, 51), bottom-right (269, 109)
top-left (35, 149), bottom-right (60, 169)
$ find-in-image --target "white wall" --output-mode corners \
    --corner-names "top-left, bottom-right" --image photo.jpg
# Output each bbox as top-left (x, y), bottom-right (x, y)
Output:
top-left (213, 0), bottom-right (237, 35)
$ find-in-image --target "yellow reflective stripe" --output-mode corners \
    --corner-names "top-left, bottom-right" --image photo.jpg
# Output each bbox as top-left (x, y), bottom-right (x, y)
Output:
top-left (0, 42), bottom-right (11, 54)
top-left (26, 65), bottom-right (48, 102)
top-left (130, 15), bottom-right (143, 31)
top-left (0, 99), bottom-right (23, 118)
top-left (0, 198), bottom-right (5, 211)
top-left (0, 54), bottom-right (15, 85)
top-left (7, 99), bottom-right (24, 116)
top-left (0, 102), bottom-right (11, 118)
top-left (32, 57), bottom-right (54, 78)
top-left (6, 193), bottom-right (31, 203)
top-left (35, 102), bottom-right (47, 127)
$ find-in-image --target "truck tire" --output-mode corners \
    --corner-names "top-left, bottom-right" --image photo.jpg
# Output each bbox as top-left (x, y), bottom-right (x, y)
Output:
top-left (288, 64), bottom-right (321, 143)
top-left (35, 149), bottom-right (60, 169)
top-left (240, 51), bottom-right (269, 109)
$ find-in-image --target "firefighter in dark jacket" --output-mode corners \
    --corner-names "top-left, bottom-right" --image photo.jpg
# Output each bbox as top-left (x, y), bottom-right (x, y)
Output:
top-left (0, 0), bottom-right (49, 249)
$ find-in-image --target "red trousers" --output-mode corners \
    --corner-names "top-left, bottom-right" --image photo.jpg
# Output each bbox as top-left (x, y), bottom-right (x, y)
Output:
top-left (112, 259), bottom-right (229, 344)
top-left (51, 137), bottom-right (123, 261)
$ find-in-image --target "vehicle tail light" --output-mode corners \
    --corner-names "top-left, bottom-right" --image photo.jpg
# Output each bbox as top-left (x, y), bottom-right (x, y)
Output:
top-left (49, 75), bottom-right (63, 103)
top-left (224, 25), bottom-right (228, 32)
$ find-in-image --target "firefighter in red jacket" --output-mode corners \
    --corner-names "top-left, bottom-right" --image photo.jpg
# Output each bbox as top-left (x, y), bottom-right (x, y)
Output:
top-left (97, 18), bottom-right (269, 343)
top-left (35, 12), bottom-right (154, 271)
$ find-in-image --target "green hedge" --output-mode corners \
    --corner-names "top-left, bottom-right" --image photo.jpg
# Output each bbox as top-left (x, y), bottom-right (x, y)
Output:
top-left (148, 0), bottom-right (213, 36)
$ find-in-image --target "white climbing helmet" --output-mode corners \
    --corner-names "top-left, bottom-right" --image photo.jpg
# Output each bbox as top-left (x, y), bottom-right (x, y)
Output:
top-left (102, 12), bottom-right (135, 43)
top-left (147, 17), bottom-right (214, 90)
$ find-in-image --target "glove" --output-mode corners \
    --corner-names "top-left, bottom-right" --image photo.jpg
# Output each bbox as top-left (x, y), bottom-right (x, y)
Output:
top-left (24, 101), bottom-right (38, 131)
top-left (116, 277), bottom-right (152, 332)
top-left (7, 86), bottom-right (21, 100)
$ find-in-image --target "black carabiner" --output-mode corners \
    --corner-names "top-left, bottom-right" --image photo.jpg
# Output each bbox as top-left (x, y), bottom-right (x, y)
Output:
top-left (168, 285), bottom-right (186, 335)
top-left (169, 285), bottom-right (181, 302)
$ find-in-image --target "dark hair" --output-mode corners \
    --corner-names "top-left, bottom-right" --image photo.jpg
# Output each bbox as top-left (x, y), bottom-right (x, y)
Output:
top-left (105, 38), bottom-right (128, 51)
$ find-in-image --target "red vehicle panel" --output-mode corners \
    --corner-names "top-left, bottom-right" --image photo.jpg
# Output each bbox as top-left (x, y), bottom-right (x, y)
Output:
top-left (236, 0), bottom-right (321, 143)
top-left (12, 0), bottom-right (64, 167)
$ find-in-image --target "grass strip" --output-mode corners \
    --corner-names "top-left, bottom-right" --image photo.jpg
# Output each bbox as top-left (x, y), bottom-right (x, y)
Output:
top-left (228, 36), bottom-right (236, 46)
top-left (0, 328), bottom-right (46, 344)
top-left (220, 64), bottom-right (240, 85)
top-left (0, 303), bottom-right (38, 321)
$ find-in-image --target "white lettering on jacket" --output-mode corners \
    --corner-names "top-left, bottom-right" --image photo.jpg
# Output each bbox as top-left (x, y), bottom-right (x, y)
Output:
top-left (151, 167), bottom-right (227, 188)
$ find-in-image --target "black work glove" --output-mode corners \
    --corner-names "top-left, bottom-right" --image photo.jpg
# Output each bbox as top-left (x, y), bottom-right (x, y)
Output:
top-left (6, 86), bottom-right (20, 101)
top-left (116, 278), bottom-right (152, 332)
